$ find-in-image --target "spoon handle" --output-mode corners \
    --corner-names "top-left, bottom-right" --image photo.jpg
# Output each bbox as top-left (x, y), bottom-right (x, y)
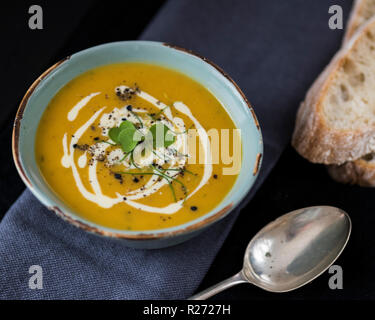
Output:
top-left (188, 271), bottom-right (247, 300)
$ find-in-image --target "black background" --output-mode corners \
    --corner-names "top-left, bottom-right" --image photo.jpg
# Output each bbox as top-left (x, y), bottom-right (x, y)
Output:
top-left (1, 0), bottom-right (373, 300)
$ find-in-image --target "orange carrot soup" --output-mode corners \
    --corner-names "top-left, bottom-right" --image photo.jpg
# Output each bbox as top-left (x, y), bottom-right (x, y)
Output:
top-left (35, 63), bottom-right (240, 230)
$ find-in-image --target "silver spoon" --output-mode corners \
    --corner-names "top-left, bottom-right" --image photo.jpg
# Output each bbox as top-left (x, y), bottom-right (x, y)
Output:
top-left (189, 206), bottom-right (351, 300)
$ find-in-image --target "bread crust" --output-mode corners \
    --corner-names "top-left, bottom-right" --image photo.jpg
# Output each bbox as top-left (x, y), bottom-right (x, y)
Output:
top-left (343, 0), bottom-right (366, 43)
top-left (292, 16), bottom-right (375, 165)
top-left (327, 158), bottom-right (375, 186)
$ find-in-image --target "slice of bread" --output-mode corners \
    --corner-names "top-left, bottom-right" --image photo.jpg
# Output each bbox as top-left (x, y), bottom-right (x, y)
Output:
top-left (327, 0), bottom-right (375, 186)
top-left (327, 154), bottom-right (375, 186)
top-left (344, 0), bottom-right (375, 43)
top-left (292, 15), bottom-right (375, 165)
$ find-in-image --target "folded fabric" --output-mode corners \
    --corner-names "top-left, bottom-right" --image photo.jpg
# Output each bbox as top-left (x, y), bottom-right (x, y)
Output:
top-left (0, 0), bottom-right (351, 299)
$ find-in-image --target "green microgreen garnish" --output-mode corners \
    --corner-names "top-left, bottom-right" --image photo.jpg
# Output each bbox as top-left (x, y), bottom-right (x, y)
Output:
top-left (154, 106), bottom-right (169, 118)
top-left (115, 163), bottom-right (189, 203)
top-left (181, 168), bottom-right (195, 175)
top-left (107, 115), bottom-right (176, 156)
top-left (98, 102), bottom-right (193, 204)
top-left (149, 122), bottom-right (176, 148)
top-left (162, 168), bottom-right (196, 176)
top-left (118, 153), bottom-right (129, 163)
top-left (117, 171), bottom-right (158, 176)
top-left (152, 165), bottom-right (188, 196)
top-left (108, 120), bottom-right (141, 153)
top-left (119, 120), bottom-right (134, 131)
top-left (108, 127), bottom-right (122, 144)
top-left (167, 180), bottom-right (177, 202)
top-left (129, 110), bottom-right (144, 128)
top-left (148, 106), bottom-right (170, 120)
top-left (116, 170), bottom-right (178, 202)
top-left (169, 147), bottom-right (189, 158)
top-left (118, 128), bottom-right (138, 153)
top-left (152, 150), bottom-right (174, 162)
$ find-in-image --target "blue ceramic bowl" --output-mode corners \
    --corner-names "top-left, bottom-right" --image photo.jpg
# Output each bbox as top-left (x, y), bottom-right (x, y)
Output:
top-left (12, 41), bottom-right (263, 249)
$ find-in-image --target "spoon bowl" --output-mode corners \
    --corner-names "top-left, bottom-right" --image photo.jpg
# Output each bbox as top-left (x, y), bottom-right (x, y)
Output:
top-left (190, 206), bottom-right (351, 299)
top-left (243, 206), bottom-right (351, 292)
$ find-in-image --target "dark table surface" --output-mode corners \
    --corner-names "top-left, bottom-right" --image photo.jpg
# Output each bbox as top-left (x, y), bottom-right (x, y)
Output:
top-left (1, 0), bottom-right (373, 300)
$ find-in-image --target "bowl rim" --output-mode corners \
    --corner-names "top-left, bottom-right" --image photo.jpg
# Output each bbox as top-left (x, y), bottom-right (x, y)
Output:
top-left (12, 41), bottom-right (263, 241)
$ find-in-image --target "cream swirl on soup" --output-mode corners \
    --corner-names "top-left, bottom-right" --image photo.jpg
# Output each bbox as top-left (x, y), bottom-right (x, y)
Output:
top-left (60, 85), bottom-right (212, 214)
